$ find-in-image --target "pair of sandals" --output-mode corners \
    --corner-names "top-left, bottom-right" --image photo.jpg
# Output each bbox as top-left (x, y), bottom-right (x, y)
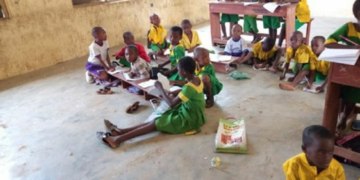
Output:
top-left (97, 87), bottom-right (114, 95)
top-left (96, 119), bottom-right (122, 148)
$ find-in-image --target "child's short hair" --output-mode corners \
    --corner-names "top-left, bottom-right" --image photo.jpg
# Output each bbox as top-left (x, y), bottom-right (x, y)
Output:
top-left (353, 0), bottom-right (360, 18)
top-left (263, 37), bottom-right (276, 48)
top-left (91, 26), bottom-right (103, 36)
top-left (302, 125), bottom-right (333, 147)
top-left (293, 31), bottom-right (303, 38)
top-left (178, 56), bottom-right (196, 74)
top-left (123, 31), bottom-right (133, 39)
top-left (126, 44), bottom-right (138, 54)
top-left (313, 36), bottom-right (326, 44)
top-left (181, 19), bottom-right (191, 26)
top-left (170, 26), bottom-right (183, 35)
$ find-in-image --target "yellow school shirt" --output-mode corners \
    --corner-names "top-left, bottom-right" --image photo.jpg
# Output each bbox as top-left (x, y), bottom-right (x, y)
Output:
top-left (252, 41), bottom-right (277, 61)
top-left (310, 52), bottom-right (331, 75)
top-left (283, 153), bottom-right (346, 180)
top-left (285, 44), bottom-right (311, 64)
top-left (148, 24), bottom-right (167, 44)
top-left (180, 30), bottom-right (202, 50)
top-left (295, 0), bottom-right (310, 23)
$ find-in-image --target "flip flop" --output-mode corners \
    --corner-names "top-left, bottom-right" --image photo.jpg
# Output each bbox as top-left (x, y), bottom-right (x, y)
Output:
top-left (103, 87), bottom-right (115, 94)
top-left (96, 131), bottom-right (115, 148)
top-left (104, 119), bottom-right (122, 136)
top-left (126, 101), bottom-right (140, 114)
top-left (97, 89), bottom-right (107, 95)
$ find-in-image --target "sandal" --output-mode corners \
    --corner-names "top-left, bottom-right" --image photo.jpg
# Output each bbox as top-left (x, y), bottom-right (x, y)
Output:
top-left (104, 87), bottom-right (115, 94)
top-left (97, 89), bottom-right (106, 95)
top-left (126, 101), bottom-right (140, 114)
top-left (104, 119), bottom-right (122, 136)
top-left (205, 99), bottom-right (214, 108)
top-left (96, 131), bottom-right (118, 148)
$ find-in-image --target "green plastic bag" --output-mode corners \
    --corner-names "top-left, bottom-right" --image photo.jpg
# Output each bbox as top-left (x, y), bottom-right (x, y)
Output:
top-left (229, 71), bottom-right (250, 80)
top-left (215, 118), bottom-right (247, 154)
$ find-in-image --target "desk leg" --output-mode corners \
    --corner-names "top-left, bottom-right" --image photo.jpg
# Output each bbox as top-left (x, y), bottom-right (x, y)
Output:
top-left (285, 8), bottom-right (295, 49)
top-left (122, 81), bottom-right (131, 89)
top-left (210, 12), bottom-right (220, 46)
top-left (322, 81), bottom-right (341, 134)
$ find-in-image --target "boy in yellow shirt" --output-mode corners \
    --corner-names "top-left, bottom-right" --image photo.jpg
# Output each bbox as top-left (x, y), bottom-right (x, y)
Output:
top-left (148, 13), bottom-right (167, 60)
top-left (283, 125), bottom-right (346, 180)
top-left (180, 19), bottom-right (202, 53)
top-left (279, 31), bottom-right (312, 91)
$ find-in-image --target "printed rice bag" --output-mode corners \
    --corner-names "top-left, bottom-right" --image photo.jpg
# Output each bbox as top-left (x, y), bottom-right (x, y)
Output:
top-left (215, 118), bottom-right (247, 154)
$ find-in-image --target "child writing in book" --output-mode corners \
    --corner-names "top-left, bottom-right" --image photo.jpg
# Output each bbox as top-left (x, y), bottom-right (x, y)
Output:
top-left (194, 47), bottom-right (223, 108)
top-left (114, 32), bottom-right (151, 67)
top-left (180, 19), bottom-right (202, 53)
top-left (307, 36), bottom-right (330, 93)
top-left (126, 45), bottom-right (152, 79)
top-left (279, 31), bottom-right (312, 91)
top-left (96, 57), bottom-right (206, 148)
top-left (158, 26), bottom-right (186, 81)
top-left (148, 13), bottom-right (167, 60)
top-left (325, 0), bottom-right (360, 132)
top-left (283, 125), bottom-right (345, 180)
top-left (218, 0), bottom-right (239, 39)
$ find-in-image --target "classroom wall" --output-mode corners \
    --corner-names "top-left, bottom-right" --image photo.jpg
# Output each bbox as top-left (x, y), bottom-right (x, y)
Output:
top-left (0, 0), bottom-right (210, 80)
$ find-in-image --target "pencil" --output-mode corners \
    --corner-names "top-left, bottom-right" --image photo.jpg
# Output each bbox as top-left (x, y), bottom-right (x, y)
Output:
top-left (340, 35), bottom-right (360, 46)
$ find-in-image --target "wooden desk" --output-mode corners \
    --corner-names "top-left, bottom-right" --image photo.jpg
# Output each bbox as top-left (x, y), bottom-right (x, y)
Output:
top-left (209, 2), bottom-right (296, 48)
top-left (322, 61), bottom-right (360, 163)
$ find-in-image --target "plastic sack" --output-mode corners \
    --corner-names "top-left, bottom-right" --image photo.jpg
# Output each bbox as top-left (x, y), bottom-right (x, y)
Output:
top-left (215, 118), bottom-right (247, 154)
top-left (229, 71), bottom-right (250, 80)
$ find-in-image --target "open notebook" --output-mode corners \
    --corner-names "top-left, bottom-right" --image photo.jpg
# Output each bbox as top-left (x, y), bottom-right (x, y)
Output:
top-left (319, 48), bottom-right (360, 65)
top-left (148, 73), bottom-right (182, 97)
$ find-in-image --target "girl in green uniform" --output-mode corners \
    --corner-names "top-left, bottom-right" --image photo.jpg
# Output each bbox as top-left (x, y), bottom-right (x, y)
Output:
top-left (324, 0), bottom-right (360, 131)
top-left (97, 57), bottom-right (206, 148)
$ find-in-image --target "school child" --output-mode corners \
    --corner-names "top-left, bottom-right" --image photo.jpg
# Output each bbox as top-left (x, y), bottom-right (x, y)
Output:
top-left (262, 0), bottom-right (281, 40)
top-left (279, 31), bottom-right (312, 91)
top-left (126, 45), bottom-right (152, 79)
top-left (85, 26), bottom-right (117, 94)
top-left (96, 57), bottom-right (206, 148)
top-left (180, 19), bottom-right (202, 53)
top-left (114, 32), bottom-right (151, 67)
top-left (194, 48), bottom-right (223, 108)
top-left (218, 0), bottom-right (239, 39)
top-left (307, 36), bottom-right (330, 93)
top-left (148, 13), bottom-right (167, 60)
top-left (158, 26), bottom-right (186, 81)
top-left (283, 125), bottom-right (346, 180)
top-left (325, 0), bottom-right (360, 132)
top-left (243, 15), bottom-right (261, 43)
top-left (277, 0), bottom-right (311, 47)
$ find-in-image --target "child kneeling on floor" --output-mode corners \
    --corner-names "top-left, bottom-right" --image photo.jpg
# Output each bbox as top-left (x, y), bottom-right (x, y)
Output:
top-left (283, 125), bottom-right (345, 180)
top-left (97, 57), bottom-right (206, 148)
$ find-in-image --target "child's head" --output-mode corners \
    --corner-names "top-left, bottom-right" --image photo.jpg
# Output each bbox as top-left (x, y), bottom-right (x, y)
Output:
top-left (123, 31), bottom-right (135, 45)
top-left (125, 45), bottom-right (139, 63)
top-left (290, 31), bottom-right (304, 49)
top-left (169, 26), bottom-right (183, 45)
top-left (262, 37), bottom-right (276, 52)
top-left (231, 24), bottom-right (243, 40)
top-left (177, 56), bottom-right (196, 78)
top-left (311, 36), bottom-right (326, 56)
top-left (181, 19), bottom-right (192, 35)
top-left (353, 0), bottom-right (360, 21)
top-left (92, 26), bottom-right (107, 41)
top-left (194, 47), bottom-right (210, 67)
top-left (302, 125), bottom-right (334, 170)
top-left (150, 13), bottom-right (161, 26)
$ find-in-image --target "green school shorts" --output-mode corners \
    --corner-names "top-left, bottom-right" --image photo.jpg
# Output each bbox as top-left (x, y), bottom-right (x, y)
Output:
top-left (282, 18), bottom-right (305, 30)
top-left (315, 71), bottom-right (327, 83)
top-left (292, 62), bottom-right (310, 74)
top-left (263, 16), bottom-right (281, 29)
top-left (243, 15), bottom-right (258, 33)
top-left (220, 14), bottom-right (240, 23)
top-left (151, 42), bottom-right (167, 52)
top-left (341, 86), bottom-right (360, 104)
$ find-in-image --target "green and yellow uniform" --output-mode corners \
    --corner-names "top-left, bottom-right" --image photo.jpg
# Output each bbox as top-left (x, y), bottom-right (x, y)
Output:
top-left (155, 82), bottom-right (206, 134)
top-left (326, 22), bottom-right (360, 103)
top-left (263, 0), bottom-right (280, 29)
top-left (244, 15), bottom-right (259, 33)
top-left (168, 44), bottom-right (186, 81)
top-left (285, 44), bottom-right (311, 74)
top-left (221, 14), bottom-right (240, 23)
top-left (180, 30), bottom-right (202, 50)
top-left (282, 0), bottom-right (311, 30)
top-left (197, 64), bottom-right (223, 96)
top-left (252, 41), bottom-right (278, 63)
top-left (148, 24), bottom-right (167, 52)
top-left (309, 52), bottom-right (330, 82)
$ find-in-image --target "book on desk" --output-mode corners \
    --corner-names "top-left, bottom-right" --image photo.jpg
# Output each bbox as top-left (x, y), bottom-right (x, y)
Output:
top-left (319, 48), bottom-right (360, 65)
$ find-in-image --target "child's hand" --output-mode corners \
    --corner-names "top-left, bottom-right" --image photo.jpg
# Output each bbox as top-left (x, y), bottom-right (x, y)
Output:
top-left (154, 81), bottom-right (163, 90)
top-left (158, 63), bottom-right (164, 68)
top-left (279, 75), bottom-right (285, 80)
top-left (129, 72), bottom-right (136, 78)
top-left (218, 52), bottom-right (225, 55)
top-left (108, 66), bottom-right (115, 72)
top-left (316, 86), bottom-right (325, 93)
top-left (162, 70), bottom-right (171, 76)
top-left (306, 84), bottom-right (312, 89)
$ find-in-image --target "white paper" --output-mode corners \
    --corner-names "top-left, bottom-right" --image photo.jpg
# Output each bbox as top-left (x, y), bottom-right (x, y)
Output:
top-left (164, 49), bottom-right (170, 55)
top-left (210, 54), bottom-right (232, 62)
top-left (157, 73), bottom-right (171, 91)
top-left (244, 2), bottom-right (258, 6)
top-left (303, 84), bottom-right (322, 94)
top-left (108, 66), bottom-right (130, 75)
top-left (138, 79), bottom-right (157, 88)
top-left (319, 48), bottom-right (359, 65)
top-left (185, 52), bottom-right (194, 57)
top-left (148, 85), bottom-right (182, 97)
top-left (123, 73), bottom-right (144, 81)
top-left (263, 2), bottom-right (279, 13)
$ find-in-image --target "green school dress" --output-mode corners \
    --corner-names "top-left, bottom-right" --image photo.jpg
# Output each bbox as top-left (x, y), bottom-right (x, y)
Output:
top-left (243, 15), bottom-right (259, 33)
top-left (155, 82), bottom-right (206, 134)
top-left (168, 44), bottom-right (185, 81)
top-left (197, 64), bottom-right (223, 95)
top-left (326, 22), bottom-right (360, 103)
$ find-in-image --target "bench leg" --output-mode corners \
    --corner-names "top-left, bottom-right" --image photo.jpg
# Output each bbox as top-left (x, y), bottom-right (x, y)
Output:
top-left (305, 22), bottom-right (312, 45)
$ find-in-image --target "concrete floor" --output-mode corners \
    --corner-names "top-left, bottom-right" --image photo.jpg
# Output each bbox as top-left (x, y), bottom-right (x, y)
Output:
top-left (1, 1), bottom-right (360, 179)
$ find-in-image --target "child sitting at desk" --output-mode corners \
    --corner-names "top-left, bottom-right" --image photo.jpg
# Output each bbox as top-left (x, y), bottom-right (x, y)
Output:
top-left (279, 31), bottom-right (312, 91)
top-left (283, 125), bottom-right (346, 180)
top-left (325, 0), bottom-right (360, 132)
top-left (218, 0), bottom-right (240, 39)
top-left (126, 45), bottom-right (152, 79)
top-left (96, 57), bottom-right (206, 148)
top-left (180, 19), bottom-right (202, 53)
top-left (158, 26), bottom-right (186, 81)
top-left (114, 32), bottom-right (151, 67)
top-left (194, 48), bottom-right (223, 108)
top-left (148, 13), bottom-right (167, 60)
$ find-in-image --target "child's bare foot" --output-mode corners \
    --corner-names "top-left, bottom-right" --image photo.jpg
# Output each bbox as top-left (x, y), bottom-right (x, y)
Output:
top-left (269, 67), bottom-right (277, 73)
top-left (287, 77), bottom-right (295, 82)
top-left (104, 119), bottom-right (123, 136)
top-left (205, 99), bottom-right (214, 108)
top-left (96, 131), bottom-right (119, 149)
top-left (279, 83), bottom-right (296, 91)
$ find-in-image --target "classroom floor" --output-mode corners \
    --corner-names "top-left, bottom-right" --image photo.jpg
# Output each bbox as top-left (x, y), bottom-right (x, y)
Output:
top-left (1, 3), bottom-right (360, 180)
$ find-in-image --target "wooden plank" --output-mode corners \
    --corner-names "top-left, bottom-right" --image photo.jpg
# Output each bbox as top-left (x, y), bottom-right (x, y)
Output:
top-left (330, 62), bottom-right (360, 89)
top-left (334, 146), bottom-right (360, 164)
top-left (212, 61), bottom-right (229, 74)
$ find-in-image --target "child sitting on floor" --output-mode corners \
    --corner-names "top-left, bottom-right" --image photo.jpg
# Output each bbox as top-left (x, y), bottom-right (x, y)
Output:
top-left (97, 57), bottom-right (206, 148)
top-left (85, 26), bottom-right (118, 94)
top-left (283, 125), bottom-right (345, 180)
top-left (180, 19), bottom-right (202, 53)
top-left (126, 45), bottom-right (152, 79)
top-left (158, 26), bottom-right (186, 81)
top-left (148, 13), bottom-right (167, 60)
top-left (114, 32), bottom-right (151, 67)
top-left (279, 31), bottom-right (312, 91)
top-left (194, 47), bottom-right (223, 108)
top-left (307, 36), bottom-right (330, 93)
